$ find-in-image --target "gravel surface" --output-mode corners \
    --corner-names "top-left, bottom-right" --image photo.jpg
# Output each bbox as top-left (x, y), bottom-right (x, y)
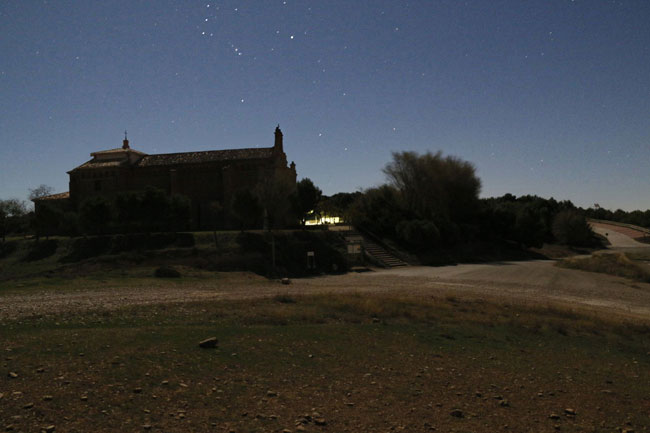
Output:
top-left (2, 260), bottom-right (650, 321)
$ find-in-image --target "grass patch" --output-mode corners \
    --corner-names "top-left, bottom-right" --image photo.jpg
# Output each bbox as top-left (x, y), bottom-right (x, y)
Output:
top-left (557, 252), bottom-right (650, 282)
top-left (1, 294), bottom-right (649, 432)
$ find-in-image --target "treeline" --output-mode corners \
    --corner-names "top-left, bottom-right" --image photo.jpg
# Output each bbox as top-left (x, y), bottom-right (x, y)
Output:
top-left (34, 187), bottom-right (192, 237)
top-left (584, 206), bottom-right (650, 229)
top-left (311, 151), bottom-right (599, 255)
top-left (1, 179), bottom-right (324, 238)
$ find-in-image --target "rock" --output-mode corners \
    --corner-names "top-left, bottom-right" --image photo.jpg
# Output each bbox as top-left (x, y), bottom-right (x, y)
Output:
top-left (499, 400), bottom-right (510, 407)
top-left (267, 390), bottom-right (278, 397)
top-left (24, 402), bottom-right (34, 409)
top-left (296, 426), bottom-right (307, 432)
top-left (199, 337), bottom-right (219, 349)
top-left (8, 372), bottom-right (18, 378)
top-left (161, 380), bottom-right (169, 385)
top-left (450, 409), bottom-right (464, 418)
top-left (43, 426), bottom-right (55, 433)
top-left (43, 395), bottom-right (53, 401)
top-left (314, 417), bottom-right (327, 426)
top-left (142, 425), bottom-right (152, 430)
top-left (133, 387), bottom-right (142, 394)
top-left (80, 395), bottom-right (88, 401)
top-left (281, 278), bottom-right (291, 285)
top-left (549, 413), bottom-right (560, 420)
top-left (564, 408), bottom-right (576, 416)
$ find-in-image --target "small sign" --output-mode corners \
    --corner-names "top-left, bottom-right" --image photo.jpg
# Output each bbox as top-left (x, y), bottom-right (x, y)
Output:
top-left (307, 251), bottom-right (315, 257)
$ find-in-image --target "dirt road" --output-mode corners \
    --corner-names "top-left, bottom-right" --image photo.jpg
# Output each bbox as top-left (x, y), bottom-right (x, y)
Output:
top-left (2, 256), bottom-right (650, 321)
top-left (3, 224), bottom-right (650, 321)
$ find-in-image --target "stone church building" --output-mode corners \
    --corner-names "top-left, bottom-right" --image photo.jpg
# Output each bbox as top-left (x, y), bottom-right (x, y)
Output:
top-left (36, 126), bottom-right (297, 229)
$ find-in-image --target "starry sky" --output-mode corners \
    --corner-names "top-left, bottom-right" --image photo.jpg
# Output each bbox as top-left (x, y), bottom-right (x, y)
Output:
top-left (1, 1), bottom-right (649, 211)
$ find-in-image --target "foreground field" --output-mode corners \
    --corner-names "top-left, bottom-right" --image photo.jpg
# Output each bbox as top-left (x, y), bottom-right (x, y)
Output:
top-left (1, 294), bottom-right (649, 433)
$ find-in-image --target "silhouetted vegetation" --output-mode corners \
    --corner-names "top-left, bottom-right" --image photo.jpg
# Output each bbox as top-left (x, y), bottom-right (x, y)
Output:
top-left (230, 189), bottom-right (262, 230)
top-left (22, 239), bottom-right (59, 262)
top-left (0, 198), bottom-right (29, 241)
top-left (585, 206), bottom-right (650, 230)
top-left (0, 240), bottom-right (18, 258)
top-left (154, 266), bottom-right (181, 278)
top-left (350, 151), bottom-right (483, 255)
top-left (34, 202), bottom-right (64, 239)
top-left (347, 151), bottom-right (602, 261)
top-left (552, 209), bottom-right (596, 247)
top-left (294, 178), bottom-right (322, 225)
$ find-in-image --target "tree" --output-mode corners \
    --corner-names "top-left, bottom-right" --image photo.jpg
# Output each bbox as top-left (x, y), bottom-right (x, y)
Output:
top-left (349, 185), bottom-right (406, 237)
top-left (80, 197), bottom-right (113, 234)
top-left (167, 195), bottom-right (191, 231)
top-left (383, 151), bottom-right (481, 223)
top-left (255, 176), bottom-right (296, 230)
top-left (0, 199), bottom-right (28, 242)
top-left (294, 178), bottom-right (322, 225)
top-left (34, 203), bottom-right (63, 240)
top-left (552, 210), bottom-right (594, 247)
top-left (231, 189), bottom-right (262, 230)
top-left (28, 184), bottom-right (54, 201)
top-left (140, 187), bottom-right (169, 232)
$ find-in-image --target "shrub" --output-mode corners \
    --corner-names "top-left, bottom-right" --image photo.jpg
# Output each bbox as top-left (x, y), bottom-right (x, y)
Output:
top-left (154, 266), bottom-right (181, 278)
top-left (0, 241), bottom-right (18, 259)
top-left (22, 239), bottom-right (58, 262)
top-left (396, 219), bottom-right (440, 249)
top-left (552, 210), bottom-right (595, 247)
top-left (61, 236), bottom-right (112, 262)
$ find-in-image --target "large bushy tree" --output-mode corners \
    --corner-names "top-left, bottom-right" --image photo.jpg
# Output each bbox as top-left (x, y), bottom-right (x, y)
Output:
top-left (383, 151), bottom-right (482, 223)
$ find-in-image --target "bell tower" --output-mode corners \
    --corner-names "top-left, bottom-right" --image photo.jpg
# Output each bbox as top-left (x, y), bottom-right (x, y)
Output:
top-left (274, 125), bottom-right (283, 152)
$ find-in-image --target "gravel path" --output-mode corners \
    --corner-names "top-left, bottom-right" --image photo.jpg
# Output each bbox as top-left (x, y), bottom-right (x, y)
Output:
top-left (2, 260), bottom-right (650, 321)
top-left (3, 224), bottom-right (650, 321)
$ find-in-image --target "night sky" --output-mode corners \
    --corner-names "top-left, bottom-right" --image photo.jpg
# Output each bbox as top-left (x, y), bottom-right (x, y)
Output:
top-left (1, 1), bottom-right (649, 210)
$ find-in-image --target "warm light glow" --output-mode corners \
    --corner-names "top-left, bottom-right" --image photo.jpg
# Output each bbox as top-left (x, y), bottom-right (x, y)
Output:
top-left (305, 211), bottom-right (342, 226)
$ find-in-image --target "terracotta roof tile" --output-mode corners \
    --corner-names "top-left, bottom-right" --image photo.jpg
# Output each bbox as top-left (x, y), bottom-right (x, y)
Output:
top-left (137, 147), bottom-right (274, 167)
top-left (33, 192), bottom-right (70, 201)
top-left (72, 160), bottom-right (128, 170)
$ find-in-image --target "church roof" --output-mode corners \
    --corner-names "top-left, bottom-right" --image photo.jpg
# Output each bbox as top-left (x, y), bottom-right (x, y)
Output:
top-left (91, 148), bottom-right (147, 156)
top-left (136, 147), bottom-right (275, 167)
top-left (33, 191), bottom-right (70, 201)
top-left (71, 159), bottom-right (131, 170)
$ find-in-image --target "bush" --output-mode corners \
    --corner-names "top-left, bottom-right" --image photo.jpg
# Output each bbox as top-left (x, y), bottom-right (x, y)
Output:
top-left (552, 210), bottom-right (595, 247)
top-left (22, 239), bottom-right (59, 262)
top-left (396, 219), bottom-right (440, 249)
top-left (61, 236), bottom-right (112, 262)
top-left (154, 266), bottom-right (181, 278)
top-left (0, 241), bottom-right (18, 259)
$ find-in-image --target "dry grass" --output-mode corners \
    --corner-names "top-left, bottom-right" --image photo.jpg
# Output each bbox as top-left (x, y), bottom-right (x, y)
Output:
top-left (557, 252), bottom-right (650, 282)
top-left (1, 294), bottom-right (649, 432)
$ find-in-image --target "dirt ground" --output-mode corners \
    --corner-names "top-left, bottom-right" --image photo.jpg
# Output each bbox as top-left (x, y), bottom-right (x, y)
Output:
top-left (2, 258), bottom-right (650, 322)
top-left (3, 221), bottom-right (650, 322)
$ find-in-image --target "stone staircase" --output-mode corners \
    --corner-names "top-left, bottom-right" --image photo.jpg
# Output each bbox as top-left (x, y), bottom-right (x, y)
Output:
top-left (342, 228), bottom-right (408, 268)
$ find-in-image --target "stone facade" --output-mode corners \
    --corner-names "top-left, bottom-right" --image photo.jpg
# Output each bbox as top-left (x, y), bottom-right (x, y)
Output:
top-left (37, 127), bottom-right (297, 229)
